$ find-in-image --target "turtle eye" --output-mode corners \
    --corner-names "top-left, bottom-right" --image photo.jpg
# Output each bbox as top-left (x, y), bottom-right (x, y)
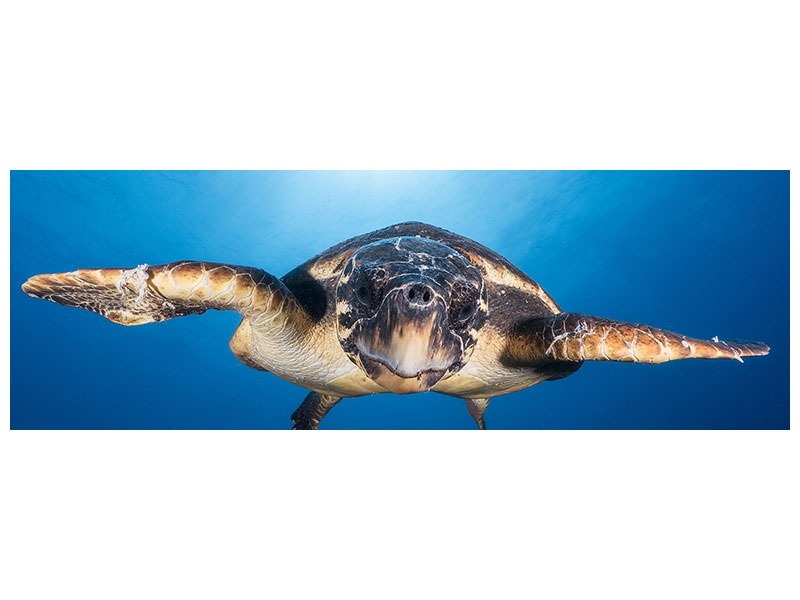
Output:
top-left (353, 267), bottom-right (386, 309)
top-left (448, 284), bottom-right (479, 328)
top-left (457, 302), bottom-right (476, 321)
top-left (356, 283), bottom-right (371, 305)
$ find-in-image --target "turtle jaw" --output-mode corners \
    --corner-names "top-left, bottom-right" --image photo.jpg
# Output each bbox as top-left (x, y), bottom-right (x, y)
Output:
top-left (358, 355), bottom-right (448, 394)
top-left (343, 289), bottom-right (466, 395)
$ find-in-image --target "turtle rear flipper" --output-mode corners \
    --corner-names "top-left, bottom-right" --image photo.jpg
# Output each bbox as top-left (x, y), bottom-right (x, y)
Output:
top-left (291, 392), bottom-right (342, 430)
top-left (465, 398), bottom-right (490, 430)
top-left (510, 312), bottom-right (769, 365)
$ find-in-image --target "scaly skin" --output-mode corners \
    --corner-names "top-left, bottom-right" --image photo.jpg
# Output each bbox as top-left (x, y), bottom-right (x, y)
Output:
top-left (291, 392), bottom-right (343, 430)
top-left (511, 312), bottom-right (770, 364)
top-left (21, 261), bottom-right (307, 326)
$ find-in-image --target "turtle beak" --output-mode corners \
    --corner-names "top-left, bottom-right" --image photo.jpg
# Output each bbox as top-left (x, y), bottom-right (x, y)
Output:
top-left (351, 285), bottom-right (463, 394)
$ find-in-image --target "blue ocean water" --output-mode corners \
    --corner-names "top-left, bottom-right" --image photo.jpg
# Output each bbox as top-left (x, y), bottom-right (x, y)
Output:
top-left (10, 171), bottom-right (789, 429)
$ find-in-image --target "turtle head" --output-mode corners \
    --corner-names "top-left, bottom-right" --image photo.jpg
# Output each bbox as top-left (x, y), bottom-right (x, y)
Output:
top-left (335, 236), bottom-right (487, 394)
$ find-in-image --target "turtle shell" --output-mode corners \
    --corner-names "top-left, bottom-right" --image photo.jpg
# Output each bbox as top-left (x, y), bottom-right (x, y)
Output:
top-left (281, 221), bottom-right (561, 327)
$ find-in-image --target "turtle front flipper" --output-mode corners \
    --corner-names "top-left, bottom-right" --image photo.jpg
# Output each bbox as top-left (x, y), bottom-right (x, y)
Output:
top-left (22, 261), bottom-right (309, 326)
top-left (291, 392), bottom-right (342, 430)
top-left (510, 312), bottom-right (769, 365)
top-left (22, 261), bottom-right (315, 379)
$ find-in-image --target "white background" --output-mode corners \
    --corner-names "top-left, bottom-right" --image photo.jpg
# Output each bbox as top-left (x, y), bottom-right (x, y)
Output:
top-left (1, 1), bottom-right (796, 599)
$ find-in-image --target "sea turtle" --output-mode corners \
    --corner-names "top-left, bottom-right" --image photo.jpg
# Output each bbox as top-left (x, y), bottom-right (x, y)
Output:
top-left (21, 221), bottom-right (769, 429)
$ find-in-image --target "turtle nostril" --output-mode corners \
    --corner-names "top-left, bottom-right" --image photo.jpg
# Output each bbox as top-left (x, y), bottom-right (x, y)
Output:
top-left (404, 284), bottom-right (434, 306)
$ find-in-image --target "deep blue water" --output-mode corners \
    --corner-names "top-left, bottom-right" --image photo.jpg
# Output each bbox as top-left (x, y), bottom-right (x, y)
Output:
top-left (10, 171), bottom-right (789, 429)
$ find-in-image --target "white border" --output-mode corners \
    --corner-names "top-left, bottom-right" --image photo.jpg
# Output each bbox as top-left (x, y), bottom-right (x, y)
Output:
top-left (2, 2), bottom-right (796, 599)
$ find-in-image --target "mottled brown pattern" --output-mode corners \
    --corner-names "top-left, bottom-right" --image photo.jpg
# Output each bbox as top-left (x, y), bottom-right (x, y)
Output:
top-left (283, 221), bottom-right (561, 326)
top-left (510, 313), bottom-right (770, 365)
top-left (21, 261), bottom-right (300, 326)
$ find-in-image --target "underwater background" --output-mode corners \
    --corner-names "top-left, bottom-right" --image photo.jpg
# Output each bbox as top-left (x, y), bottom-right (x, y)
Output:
top-left (10, 171), bottom-right (789, 429)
